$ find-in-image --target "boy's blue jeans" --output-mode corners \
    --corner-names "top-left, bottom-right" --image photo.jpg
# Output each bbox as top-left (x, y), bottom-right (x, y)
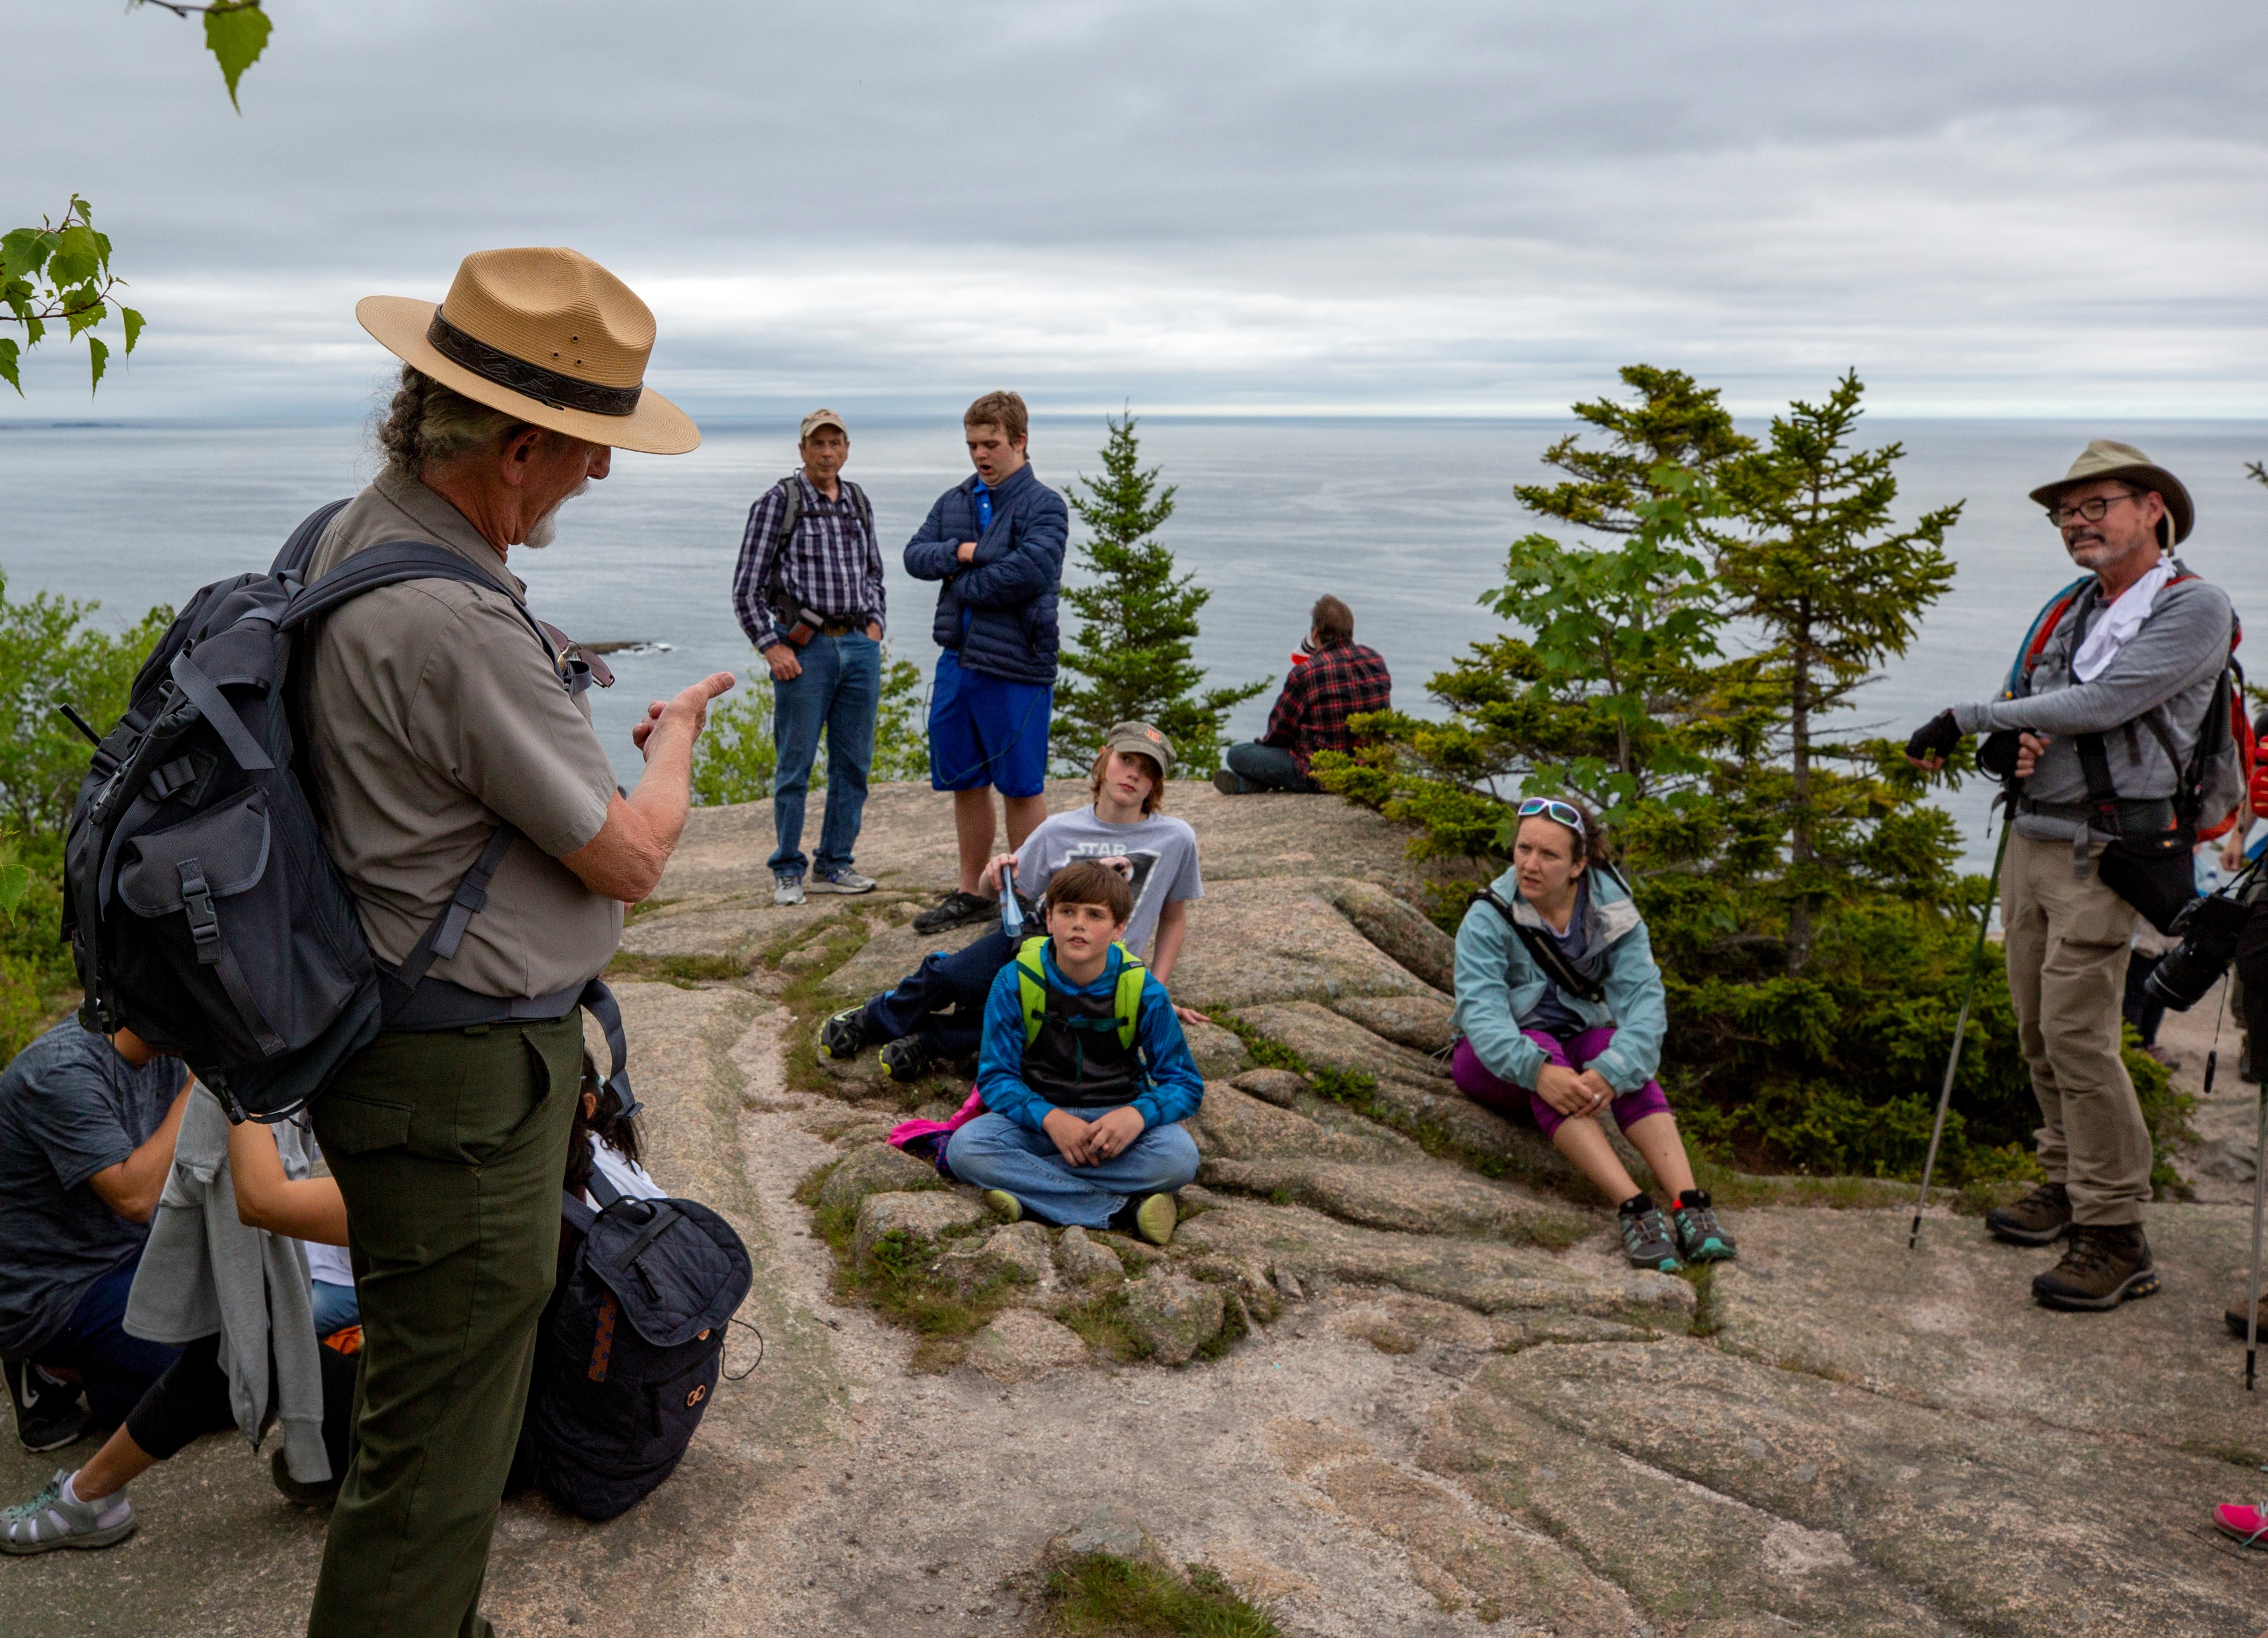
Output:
top-left (862, 927), bottom-right (1018, 1059)
top-left (945, 1112), bottom-right (1200, 1228)
top-left (770, 630), bottom-right (881, 881)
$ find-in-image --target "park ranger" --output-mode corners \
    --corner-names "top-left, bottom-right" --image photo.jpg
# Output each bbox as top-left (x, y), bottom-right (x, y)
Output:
top-left (300, 247), bottom-right (732, 1638)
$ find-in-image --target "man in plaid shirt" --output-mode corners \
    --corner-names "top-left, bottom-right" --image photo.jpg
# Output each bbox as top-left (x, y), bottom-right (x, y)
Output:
top-left (1214, 594), bottom-right (1391, 794)
top-left (732, 408), bottom-right (889, 905)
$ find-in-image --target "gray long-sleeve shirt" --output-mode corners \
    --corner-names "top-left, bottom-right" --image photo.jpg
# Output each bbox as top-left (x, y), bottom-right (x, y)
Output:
top-left (1952, 557), bottom-right (2235, 843)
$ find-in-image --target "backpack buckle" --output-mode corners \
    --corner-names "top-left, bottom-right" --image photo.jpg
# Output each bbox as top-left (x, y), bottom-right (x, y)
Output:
top-left (177, 859), bottom-right (221, 962)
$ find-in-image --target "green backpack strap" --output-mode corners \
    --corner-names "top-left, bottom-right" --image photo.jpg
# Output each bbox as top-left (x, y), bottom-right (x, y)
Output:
top-left (1110, 942), bottom-right (1147, 1049)
top-left (1015, 936), bottom-right (1052, 1045)
top-left (1016, 937), bottom-right (1148, 1049)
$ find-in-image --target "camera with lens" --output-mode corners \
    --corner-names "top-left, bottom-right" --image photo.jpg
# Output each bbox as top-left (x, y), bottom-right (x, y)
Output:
top-left (2144, 887), bottom-right (2254, 1012)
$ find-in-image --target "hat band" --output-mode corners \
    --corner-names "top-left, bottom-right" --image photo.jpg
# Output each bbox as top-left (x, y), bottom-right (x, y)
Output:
top-left (427, 309), bottom-right (642, 418)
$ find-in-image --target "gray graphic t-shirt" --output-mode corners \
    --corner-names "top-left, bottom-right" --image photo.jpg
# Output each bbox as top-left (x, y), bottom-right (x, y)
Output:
top-left (1013, 806), bottom-right (1204, 960)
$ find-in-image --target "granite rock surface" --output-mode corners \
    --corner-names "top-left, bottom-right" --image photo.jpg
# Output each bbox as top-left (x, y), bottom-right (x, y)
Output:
top-left (27, 782), bottom-right (2264, 1638)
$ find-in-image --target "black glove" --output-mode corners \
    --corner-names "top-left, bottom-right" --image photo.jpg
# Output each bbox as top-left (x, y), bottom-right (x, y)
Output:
top-left (1905, 710), bottom-right (1961, 763)
top-left (1975, 729), bottom-right (2022, 780)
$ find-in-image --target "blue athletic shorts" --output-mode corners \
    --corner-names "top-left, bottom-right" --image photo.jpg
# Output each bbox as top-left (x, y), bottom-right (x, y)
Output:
top-left (927, 650), bottom-right (1052, 797)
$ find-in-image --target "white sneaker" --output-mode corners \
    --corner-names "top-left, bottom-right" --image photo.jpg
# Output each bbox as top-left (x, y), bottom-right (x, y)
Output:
top-left (809, 868), bottom-right (876, 895)
top-left (773, 875), bottom-right (805, 907)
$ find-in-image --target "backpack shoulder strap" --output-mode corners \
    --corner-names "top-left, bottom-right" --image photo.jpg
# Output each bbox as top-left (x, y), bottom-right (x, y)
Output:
top-left (269, 498), bottom-right (353, 583)
top-left (2006, 576), bottom-right (2094, 696)
top-left (1110, 945), bottom-right (1147, 1050)
top-left (560, 1188), bottom-right (598, 1236)
top-left (1470, 887), bottom-right (1608, 1004)
top-left (1016, 935), bottom-right (1051, 1044)
top-left (842, 478), bottom-right (876, 541)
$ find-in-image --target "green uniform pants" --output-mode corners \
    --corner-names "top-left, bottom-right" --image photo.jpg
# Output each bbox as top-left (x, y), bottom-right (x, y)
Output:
top-left (306, 1016), bottom-right (583, 1638)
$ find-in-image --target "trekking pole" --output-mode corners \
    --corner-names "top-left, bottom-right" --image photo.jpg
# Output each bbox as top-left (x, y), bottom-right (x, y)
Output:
top-left (1910, 819), bottom-right (2012, 1253)
top-left (2249, 1070), bottom-right (2266, 1391)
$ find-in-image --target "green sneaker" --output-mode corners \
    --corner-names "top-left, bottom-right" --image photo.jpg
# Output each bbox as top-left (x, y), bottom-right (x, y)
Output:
top-left (983, 1190), bottom-right (1023, 1223)
top-left (819, 1007), bottom-right (870, 1061)
top-left (1133, 1193), bottom-right (1179, 1247)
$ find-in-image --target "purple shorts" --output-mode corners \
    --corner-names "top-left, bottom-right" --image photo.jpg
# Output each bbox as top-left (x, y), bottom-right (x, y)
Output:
top-left (1451, 1027), bottom-right (1672, 1139)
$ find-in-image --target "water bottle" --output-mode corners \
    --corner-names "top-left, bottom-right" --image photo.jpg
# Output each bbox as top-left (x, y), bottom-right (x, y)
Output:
top-left (998, 861), bottom-right (1025, 941)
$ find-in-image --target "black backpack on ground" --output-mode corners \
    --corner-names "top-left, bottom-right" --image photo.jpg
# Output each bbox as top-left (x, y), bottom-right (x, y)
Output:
top-left (514, 1170), bottom-right (752, 1521)
top-left (62, 500), bottom-right (636, 1123)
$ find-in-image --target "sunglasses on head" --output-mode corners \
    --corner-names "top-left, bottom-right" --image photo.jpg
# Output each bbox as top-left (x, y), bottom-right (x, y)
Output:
top-left (1517, 797), bottom-right (1586, 837)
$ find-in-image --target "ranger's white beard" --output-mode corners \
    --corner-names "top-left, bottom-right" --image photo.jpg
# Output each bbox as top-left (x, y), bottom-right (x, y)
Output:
top-left (520, 477), bottom-right (592, 549)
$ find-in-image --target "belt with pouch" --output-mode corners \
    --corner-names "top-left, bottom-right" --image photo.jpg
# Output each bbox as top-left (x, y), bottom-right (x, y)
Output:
top-left (783, 607), bottom-right (866, 646)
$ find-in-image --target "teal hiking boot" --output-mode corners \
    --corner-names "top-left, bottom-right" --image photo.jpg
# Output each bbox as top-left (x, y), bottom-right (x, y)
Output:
top-left (1671, 1190), bottom-right (1737, 1263)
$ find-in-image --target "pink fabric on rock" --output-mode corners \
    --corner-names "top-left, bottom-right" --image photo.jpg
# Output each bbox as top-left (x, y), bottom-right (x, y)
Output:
top-left (887, 1085), bottom-right (987, 1152)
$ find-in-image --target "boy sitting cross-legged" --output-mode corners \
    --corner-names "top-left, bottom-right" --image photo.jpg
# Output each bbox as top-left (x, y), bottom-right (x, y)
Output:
top-left (944, 859), bottom-right (1204, 1246)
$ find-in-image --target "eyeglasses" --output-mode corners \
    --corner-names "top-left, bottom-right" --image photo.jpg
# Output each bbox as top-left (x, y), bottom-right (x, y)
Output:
top-left (2045, 489), bottom-right (2146, 528)
top-left (1517, 797), bottom-right (1586, 836)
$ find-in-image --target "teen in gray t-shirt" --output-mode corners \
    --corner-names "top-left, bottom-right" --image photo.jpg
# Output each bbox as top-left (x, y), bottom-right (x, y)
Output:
top-left (1012, 805), bottom-right (1203, 960)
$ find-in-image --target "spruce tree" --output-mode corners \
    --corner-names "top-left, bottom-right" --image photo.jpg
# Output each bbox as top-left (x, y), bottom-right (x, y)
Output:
top-left (1052, 412), bottom-right (1268, 775)
top-left (1712, 371), bottom-right (1963, 973)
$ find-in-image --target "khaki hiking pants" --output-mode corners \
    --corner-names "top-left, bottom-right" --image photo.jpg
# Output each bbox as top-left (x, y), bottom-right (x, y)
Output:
top-left (2001, 829), bottom-right (2153, 1226)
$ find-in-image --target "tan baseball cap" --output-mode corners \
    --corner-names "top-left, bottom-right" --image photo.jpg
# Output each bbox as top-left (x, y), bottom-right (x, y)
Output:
top-left (1104, 721), bottom-right (1175, 779)
top-left (800, 408), bottom-right (848, 441)
top-left (2028, 439), bottom-right (2192, 546)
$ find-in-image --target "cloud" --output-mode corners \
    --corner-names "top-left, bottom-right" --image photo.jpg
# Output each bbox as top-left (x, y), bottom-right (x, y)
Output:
top-left (5, 0), bottom-right (2264, 417)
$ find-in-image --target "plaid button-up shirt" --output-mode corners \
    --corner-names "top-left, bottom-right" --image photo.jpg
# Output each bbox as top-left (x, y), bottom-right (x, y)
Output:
top-left (731, 472), bottom-right (887, 651)
top-left (1263, 640), bottom-right (1392, 771)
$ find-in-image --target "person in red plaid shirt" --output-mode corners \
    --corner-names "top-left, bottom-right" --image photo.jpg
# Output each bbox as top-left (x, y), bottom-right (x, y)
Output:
top-left (1214, 595), bottom-right (1390, 794)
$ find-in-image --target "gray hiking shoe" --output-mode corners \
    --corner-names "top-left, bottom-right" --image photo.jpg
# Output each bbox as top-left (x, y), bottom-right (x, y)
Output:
top-left (773, 874), bottom-right (805, 907)
top-left (1618, 1200), bottom-right (1682, 1272)
top-left (2, 1471), bottom-right (137, 1553)
top-left (809, 867), bottom-right (876, 895)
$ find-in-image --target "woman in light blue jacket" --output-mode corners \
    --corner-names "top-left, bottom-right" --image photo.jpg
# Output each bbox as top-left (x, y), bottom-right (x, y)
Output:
top-left (1450, 796), bottom-right (1734, 1271)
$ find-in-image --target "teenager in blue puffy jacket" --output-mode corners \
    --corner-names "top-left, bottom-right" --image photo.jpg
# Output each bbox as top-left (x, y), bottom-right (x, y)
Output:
top-left (903, 391), bottom-right (1069, 934)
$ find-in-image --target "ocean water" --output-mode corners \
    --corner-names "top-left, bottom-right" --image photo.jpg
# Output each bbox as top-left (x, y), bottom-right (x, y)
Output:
top-left (4, 414), bottom-right (2266, 870)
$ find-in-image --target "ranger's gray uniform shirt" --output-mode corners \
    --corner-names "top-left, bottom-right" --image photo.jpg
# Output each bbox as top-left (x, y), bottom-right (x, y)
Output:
top-left (305, 469), bottom-right (620, 999)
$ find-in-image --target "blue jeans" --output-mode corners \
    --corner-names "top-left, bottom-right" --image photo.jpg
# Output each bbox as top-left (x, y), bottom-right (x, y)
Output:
top-left (862, 927), bottom-right (1018, 1059)
top-left (34, 1250), bottom-right (182, 1432)
top-left (310, 1279), bottom-right (361, 1339)
top-left (1225, 742), bottom-right (1317, 793)
top-left (945, 1112), bottom-right (1201, 1228)
top-left (770, 631), bottom-right (881, 880)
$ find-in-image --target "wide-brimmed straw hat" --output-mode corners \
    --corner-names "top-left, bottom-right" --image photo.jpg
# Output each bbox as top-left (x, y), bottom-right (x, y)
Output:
top-left (2028, 439), bottom-right (2191, 546)
top-left (357, 247), bottom-right (698, 456)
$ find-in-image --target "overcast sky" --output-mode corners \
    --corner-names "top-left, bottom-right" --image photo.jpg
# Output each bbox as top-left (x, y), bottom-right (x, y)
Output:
top-left (5, 1), bottom-right (2265, 420)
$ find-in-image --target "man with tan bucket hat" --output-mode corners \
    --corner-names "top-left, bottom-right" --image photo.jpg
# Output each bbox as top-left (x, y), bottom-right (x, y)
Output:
top-left (1907, 440), bottom-right (2235, 1313)
top-left (304, 247), bottom-right (731, 1638)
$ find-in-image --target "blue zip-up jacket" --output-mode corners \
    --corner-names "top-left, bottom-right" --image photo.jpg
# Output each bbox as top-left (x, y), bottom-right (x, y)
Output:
top-left (902, 462), bottom-right (1069, 686)
top-left (1450, 862), bottom-right (1668, 1095)
top-left (977, 942), bottom-right (1205, 1133)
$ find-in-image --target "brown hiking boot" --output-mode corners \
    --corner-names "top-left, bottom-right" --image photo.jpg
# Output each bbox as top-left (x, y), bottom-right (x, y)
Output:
top-left (1985, 1181), bottom-right (2071, 1246)
top-left (2031, 1224), bottom-right (2158, 1311)
top-left (2227, 1290), bottom-right (2268, 1340)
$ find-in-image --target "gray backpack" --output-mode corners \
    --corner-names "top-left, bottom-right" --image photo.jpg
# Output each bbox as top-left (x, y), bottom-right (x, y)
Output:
top-left (63, 500), bottom-right (635, 1123)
